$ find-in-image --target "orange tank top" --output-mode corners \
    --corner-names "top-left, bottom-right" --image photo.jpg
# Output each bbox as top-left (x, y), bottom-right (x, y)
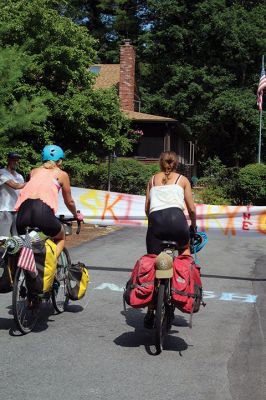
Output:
top-left (15, 167), bottom-right (61, 213)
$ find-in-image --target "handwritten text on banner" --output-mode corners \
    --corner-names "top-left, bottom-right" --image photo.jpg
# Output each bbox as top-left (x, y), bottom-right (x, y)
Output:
top-left (58, 187), bottom-right (266, 236)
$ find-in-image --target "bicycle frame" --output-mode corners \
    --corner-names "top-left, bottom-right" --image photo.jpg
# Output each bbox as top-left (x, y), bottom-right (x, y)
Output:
top-left (153, 242), bottom-right (177, 354)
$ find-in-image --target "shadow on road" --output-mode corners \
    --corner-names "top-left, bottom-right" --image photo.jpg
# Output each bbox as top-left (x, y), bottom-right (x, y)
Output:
top-left (114, 308), bottom-right (188, 356)
top-left (1, 300), bottom-right (84, 336)
top-left (0, 316), bottom-right (14, 331)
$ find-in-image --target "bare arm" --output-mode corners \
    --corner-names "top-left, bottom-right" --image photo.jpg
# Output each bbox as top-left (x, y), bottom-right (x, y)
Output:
top-left (183, 177), bottom-right (197, 228)
top-left (4, 180), bottom-right (25, 190)
top-left (60, 172), bottom-right (77, 218)
top-left (145, 178), bottom-right (152, 217)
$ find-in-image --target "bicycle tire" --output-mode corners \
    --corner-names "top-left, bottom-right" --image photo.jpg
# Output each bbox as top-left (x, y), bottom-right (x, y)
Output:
top-left (12, 268), bottom-right (40, 334)
top-left (155, 282), bottom-right (168, 354)
top-left (52, 248), bottom-right (70, 313)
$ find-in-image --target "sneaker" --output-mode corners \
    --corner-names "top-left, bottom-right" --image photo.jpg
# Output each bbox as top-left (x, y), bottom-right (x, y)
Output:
top-left (144, 310), bottom-right (155, 329)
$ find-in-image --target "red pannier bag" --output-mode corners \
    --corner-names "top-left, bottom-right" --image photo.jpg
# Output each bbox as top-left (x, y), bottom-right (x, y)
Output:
top-left (123, 254), bottom-right (156, 308)
top-left (171, 255), bottom-right (203, 314)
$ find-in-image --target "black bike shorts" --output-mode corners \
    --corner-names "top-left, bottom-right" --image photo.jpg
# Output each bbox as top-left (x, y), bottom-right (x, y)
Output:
top-left (16, 199), bottom-right (62, 237)
top-left (146, 207), bottom-right (189, 255)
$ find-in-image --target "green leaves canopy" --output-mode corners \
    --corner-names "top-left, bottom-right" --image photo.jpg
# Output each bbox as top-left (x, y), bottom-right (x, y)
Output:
top-left (139, 0), bottom-right (266, 165)
top-left (0, 0), bottom-right (131, 169)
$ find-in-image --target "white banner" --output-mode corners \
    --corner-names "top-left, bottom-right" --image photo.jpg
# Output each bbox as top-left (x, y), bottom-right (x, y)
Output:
top-left (58, 187), bottom-right (266, 237)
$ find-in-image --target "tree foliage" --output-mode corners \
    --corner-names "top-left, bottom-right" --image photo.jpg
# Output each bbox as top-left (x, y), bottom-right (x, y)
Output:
top-left (63, 0), bottom-right (148, 62)
top-left (0, 0), bottom-right (132, 170)
top-left (0, 46), bottom-right (50, 140)
top-left (138, 0), bottom-right (266, 166)
top-left (233, 163), bottom-right (266, 205)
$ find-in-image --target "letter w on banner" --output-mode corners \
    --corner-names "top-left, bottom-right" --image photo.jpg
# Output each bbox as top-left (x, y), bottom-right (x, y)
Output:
top-left (18, 231), bottom-right (38, 277)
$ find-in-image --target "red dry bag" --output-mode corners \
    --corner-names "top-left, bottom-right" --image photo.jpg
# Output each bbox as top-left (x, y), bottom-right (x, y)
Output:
top-left (123, 254), bottom-right (156, 308)
top-left (171, 255), bottom-right (203, 314)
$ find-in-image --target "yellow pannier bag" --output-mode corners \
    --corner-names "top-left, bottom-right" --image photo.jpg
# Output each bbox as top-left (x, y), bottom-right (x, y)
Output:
top-left (26, 239), bottom-right (57, 294)
top-left (43, 239), bottom-right (57, 292)
top-left (66, 262), bottom-right (90, 300)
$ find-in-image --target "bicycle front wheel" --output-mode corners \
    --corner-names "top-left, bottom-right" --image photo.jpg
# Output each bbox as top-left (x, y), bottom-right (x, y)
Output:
top-left (155, 282), bottom-right (168, 354)
top-left (12, 268), bottom-right (40, 334)
top-left (52, 248), bottom-right (71, 313)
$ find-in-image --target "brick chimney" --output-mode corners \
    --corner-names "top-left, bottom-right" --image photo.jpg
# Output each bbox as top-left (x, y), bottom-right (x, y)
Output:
top-left (119, 40), bottom-right (135, 111)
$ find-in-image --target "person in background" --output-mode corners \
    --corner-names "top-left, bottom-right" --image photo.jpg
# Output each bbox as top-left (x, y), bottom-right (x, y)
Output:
top-left (144, 151), bottom-right (197, 327)
top-left (0, 152), bottom-right (25, 236)
top-left (15, 145), bottom-right (82, 258)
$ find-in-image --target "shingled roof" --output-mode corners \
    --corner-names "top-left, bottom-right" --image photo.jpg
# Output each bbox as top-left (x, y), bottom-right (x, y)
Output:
top-left (123, 110), bottom-right (177, 123)
top-left (93, 64), bottom-right (120, 89)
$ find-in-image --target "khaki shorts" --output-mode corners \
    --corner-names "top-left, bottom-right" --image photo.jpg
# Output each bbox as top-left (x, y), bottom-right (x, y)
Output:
top-left (0, 211), bottom-right (18, 237)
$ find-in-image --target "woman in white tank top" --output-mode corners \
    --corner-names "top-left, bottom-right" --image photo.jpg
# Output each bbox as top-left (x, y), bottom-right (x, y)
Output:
top-left (145, 151), bottom-right (197, 256)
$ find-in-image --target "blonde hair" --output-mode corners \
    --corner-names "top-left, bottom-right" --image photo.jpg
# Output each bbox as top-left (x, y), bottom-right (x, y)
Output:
top-left (159, 151), bottom-right (178, 184)
top-left (43, 160), bottom-right (61, 169)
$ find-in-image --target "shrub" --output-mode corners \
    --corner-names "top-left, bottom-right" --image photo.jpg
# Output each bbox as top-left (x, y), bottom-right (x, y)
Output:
top-left (198, 156), bottom-right (227, 186)
top-left (63, 156), bottom-right (97, 187)
top-left (233, 163), bottom-right (266, 205)
top-left (85, 158), bottom-right (160, 195)
top-left (200, 187), bottom-right (232, 205)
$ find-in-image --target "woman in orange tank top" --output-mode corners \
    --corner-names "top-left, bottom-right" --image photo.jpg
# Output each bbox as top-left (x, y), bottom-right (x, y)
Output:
top-left (15, 145), bottom-right (80, 257)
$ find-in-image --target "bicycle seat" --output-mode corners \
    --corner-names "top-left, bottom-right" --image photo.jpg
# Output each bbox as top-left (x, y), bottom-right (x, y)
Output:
top-left (25, 226), bottom-right (41, 233)
top-left (161, 241), bottom-right (179, 250)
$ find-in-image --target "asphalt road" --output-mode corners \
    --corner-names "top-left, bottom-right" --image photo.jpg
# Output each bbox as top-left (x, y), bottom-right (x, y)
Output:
top-left (0, 227), bottom-right (265, 400)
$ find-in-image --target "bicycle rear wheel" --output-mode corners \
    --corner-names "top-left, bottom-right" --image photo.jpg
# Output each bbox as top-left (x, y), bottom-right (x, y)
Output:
top-left (12, 268), bottom-right (40, 334)
top-left (52, 248), bottom-right (70, 313)
top-left (155, 282), bottom-right (168, 354)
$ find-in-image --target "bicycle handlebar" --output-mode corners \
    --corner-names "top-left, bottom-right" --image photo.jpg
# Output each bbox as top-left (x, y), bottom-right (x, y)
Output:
top-left (58, 214), bottom-right (83, 235)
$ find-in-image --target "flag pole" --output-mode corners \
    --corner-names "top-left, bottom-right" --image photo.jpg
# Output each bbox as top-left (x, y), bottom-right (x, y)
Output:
top-left (258, 55), bottom-right (264, 164)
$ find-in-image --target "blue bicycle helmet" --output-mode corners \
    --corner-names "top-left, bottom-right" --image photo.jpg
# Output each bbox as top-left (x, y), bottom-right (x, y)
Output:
top-left (190, 232), bottom-right (208, 254)
top-left (42, 145), bottom-right (64, 161)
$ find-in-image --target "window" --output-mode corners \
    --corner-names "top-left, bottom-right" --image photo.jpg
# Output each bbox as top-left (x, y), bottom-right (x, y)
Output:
top-left (89, 66), bottom-right (101, 75)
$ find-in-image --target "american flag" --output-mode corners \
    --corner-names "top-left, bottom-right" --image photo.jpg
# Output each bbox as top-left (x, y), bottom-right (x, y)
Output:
top-left (17, 231), bottom-right (37, 276)
top-left (257, 66), bottom-right (266, 111)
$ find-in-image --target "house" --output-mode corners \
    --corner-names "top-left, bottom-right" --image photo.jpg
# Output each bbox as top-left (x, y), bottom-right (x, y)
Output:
top-left (92, 40), bottom-right (193, 169)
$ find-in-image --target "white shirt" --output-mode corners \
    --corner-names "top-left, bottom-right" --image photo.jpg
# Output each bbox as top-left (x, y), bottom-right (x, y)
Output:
top-left (0, 168), bottom-right (24, 211)
top-left (149, 184), bottom-right (185, 213)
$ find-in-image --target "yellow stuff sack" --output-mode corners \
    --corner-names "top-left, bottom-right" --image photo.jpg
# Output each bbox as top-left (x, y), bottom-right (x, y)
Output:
top-left (66, 262), bottom-right (90, 300)
top-left (26, 239), bottom-right (57, 294)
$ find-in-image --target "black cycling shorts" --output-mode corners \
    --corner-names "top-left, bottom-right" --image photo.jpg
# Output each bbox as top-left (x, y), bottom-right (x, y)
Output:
top-left (16, 199), bottom-right (62, 237)
top-left (146, 207), bottom-right (189, 255)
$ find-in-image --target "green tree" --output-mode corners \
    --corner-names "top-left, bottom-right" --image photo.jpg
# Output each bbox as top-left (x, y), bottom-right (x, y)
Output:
top-left (0, 0), bottom-right (132, 167)
top-left (138, 0), bottom-right (266, 166)
top-left (64, 0), bottom-right (148, 62)
top-left (0, 46), bottom-right (50, 161)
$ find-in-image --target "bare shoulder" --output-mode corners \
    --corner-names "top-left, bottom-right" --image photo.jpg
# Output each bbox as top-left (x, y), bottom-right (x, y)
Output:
top-left (179, 175), bottom-right (190, 187)
top-left (58, 169), bottom-right (68, 178)
top-left (58, 169), bottom-right (70, 183)
top-left (30, 167), bottom-right (42, 176)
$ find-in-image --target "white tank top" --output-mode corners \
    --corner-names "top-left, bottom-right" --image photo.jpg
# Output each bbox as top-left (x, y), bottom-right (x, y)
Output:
top-left (149, 175), bottom-right (185, 213)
